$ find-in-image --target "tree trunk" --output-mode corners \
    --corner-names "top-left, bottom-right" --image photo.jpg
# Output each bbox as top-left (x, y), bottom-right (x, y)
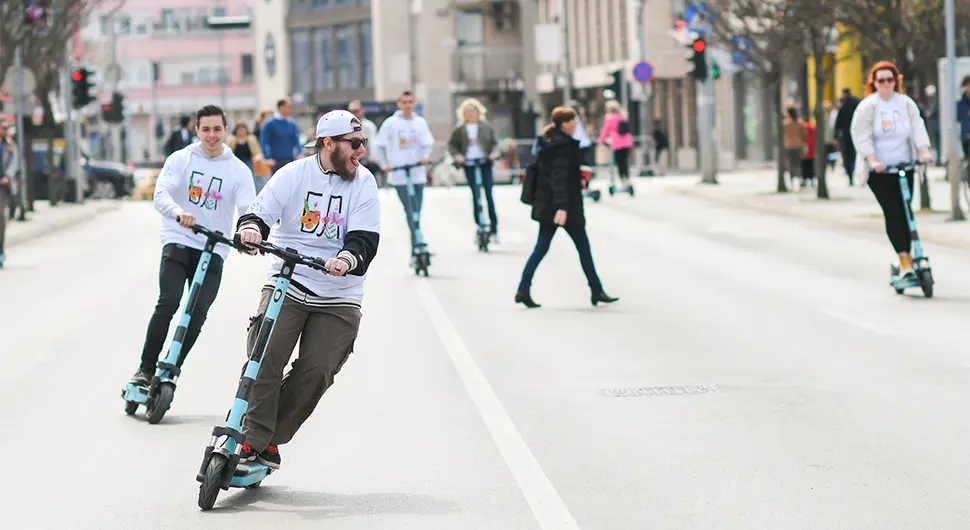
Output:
top-left (772, 75), bottom-right (788, 193)
top-left (42, 93), bottom-right (59, 206)
top-left (814, 47), bottom-right (829, 199)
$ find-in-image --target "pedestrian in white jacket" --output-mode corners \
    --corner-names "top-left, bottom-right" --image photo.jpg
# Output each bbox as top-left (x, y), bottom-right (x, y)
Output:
top-left (374, 91), bottom-right (435, 254)
top-left (849, 60), bottom-right (933, 278)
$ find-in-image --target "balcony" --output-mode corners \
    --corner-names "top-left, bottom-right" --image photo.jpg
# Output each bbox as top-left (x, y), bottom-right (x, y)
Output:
top-left (451, 46), bottom-right (524, 93)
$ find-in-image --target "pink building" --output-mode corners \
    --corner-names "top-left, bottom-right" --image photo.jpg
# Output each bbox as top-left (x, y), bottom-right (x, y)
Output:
top-left (80, 0), bottom-right (259, 161)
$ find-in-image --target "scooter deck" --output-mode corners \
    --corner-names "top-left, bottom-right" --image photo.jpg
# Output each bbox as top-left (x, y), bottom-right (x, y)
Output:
top-left (121, 383), bottom-right (149, 404)
top-left (231, 460), bottom-right (272, 487)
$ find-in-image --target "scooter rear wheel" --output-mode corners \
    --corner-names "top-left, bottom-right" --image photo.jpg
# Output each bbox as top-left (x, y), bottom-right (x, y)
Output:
top-left (198, 453), bottom-right (227, 510)
top-left (146, 383), bottom-right (175, 424)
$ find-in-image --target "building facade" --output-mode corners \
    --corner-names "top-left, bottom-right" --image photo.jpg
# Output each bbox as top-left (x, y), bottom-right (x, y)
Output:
top-left (80, 0), bottom-right (259, 161)
top-left (529, 0), bottom-right (776, 170)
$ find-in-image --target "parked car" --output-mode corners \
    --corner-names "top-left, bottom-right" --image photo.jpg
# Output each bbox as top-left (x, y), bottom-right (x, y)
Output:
top-left (31, 141), bottom-right (134, 202)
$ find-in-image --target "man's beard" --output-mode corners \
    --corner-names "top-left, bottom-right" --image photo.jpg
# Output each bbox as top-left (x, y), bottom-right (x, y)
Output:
top-left (329, 149), bottom-right (357, 181)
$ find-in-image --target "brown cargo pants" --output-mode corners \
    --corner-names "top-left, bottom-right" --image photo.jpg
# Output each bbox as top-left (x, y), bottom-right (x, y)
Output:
top-left (240, 287), bottom-right (362, 452)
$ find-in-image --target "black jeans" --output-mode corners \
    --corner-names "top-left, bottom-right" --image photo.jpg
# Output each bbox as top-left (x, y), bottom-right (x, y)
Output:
top-left (613, 148), bottom-right (631, 180)
top-left (868, 170), bottom-right (915, 254)
top-left (139, 243), bottom-right (224, 373)
top-left (517, 221), bottom-right (604, 295)
top-left (839, 137), bottom-right (857, 183)
top-left (462, 162), bottom-right (498, 233)
top-left (394, 184), bottom-right (425, 250)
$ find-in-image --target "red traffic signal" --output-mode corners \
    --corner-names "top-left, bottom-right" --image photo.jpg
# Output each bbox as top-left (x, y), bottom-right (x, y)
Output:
top-left (71, 70), bottom-right (82, 82)
top-left (692, 39), bottom-right (706, 53)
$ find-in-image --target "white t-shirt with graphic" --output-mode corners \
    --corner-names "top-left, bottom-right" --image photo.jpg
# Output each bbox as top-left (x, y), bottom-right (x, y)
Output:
top-left (872, 95), bottom-right (913, 166)
top-left (374, 110), bottom-right (435, 186)
top-left (464, 123), bottom-right (487, 164)
top-left (153, 143), bottom-right (256, 259)
top-left (244, 156), bottom-right (380, 301)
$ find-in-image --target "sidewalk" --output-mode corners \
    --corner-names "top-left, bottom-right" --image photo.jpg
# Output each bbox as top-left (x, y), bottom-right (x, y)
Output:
top-left (6, 199), bottom-right (122, 247)
top-left (660, 167), bottom-right (970, 250)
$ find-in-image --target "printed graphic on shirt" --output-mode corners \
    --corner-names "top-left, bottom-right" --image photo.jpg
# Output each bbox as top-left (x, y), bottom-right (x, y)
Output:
top-left (300, 191), bottom-right (345, 239)
top-left (880, 110), bottom-right (904, 134)
top-left (187, 170), bottom-right (224, 210)
top-left (397, 129), bottom-right (420, 149)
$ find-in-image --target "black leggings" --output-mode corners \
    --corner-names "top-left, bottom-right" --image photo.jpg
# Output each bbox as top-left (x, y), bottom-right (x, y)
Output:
top-left (613, 148), bottom-right (631, 180)
top-left (868, 170), bottom-right (915, 254)
top-left (139, 243), bottom-right (224, 372)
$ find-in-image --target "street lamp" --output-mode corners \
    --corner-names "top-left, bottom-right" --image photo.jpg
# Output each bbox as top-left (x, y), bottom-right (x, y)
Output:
top-left (205, 15), bottom-right (252, 110)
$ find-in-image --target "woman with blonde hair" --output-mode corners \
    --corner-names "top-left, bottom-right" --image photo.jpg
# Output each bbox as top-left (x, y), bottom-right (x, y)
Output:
top-left (850, 60), bottom-right (933, 279)
top-left (447, 97), bottom-right (501, 240)
top-left (227, 123), bottom-right (268, 191)
top-left (515, 106), bottom-right (617, 308)
top-left (597, 99), bottom-right (634, 189)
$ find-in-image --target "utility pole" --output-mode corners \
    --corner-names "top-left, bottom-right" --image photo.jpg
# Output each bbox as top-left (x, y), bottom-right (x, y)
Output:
top-left (560, 0), bottom-right (572, 103)
top-left (696, 73), bottom-right (717, 183)
top-left (636, 0), bottom-right (651, 169)
top-left (106, 13), bottom-right (121, 162)
top-left (150, 60), bottom-right (158, 161)
top-left (13, 46), bottom-right (27, 219)
top-left (59, 3), bottom-right (82, 203)
top-left (945, 0), bottom-right (965, 220)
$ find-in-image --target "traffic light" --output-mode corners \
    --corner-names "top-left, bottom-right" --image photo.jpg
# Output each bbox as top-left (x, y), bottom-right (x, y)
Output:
top-left (71, 67), bottom-right (95, 108)
top-left (687, 37), bottom-right (708, 82)
top-left (102, 91), bottom-right (125, 123)
top-left (711, 62), bottom-right (720, 81)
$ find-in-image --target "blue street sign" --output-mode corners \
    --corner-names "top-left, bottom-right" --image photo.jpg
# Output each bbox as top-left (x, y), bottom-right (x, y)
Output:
top-left (633, 61), bottom-right (653, 83)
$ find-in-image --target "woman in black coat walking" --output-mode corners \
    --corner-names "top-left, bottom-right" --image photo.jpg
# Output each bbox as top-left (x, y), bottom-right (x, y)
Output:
top-left (515, 106), bottom-right (618, 308)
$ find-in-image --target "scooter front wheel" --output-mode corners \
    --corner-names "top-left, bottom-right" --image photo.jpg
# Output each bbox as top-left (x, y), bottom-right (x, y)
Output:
top-left (198, 453), bottom-right (227, 510)
top-left (124, 400), bottom-right (138, 415)
top-left (146, 383), bottom-right (175, 424)
top-left (920, 269), bottom-right (934, 298)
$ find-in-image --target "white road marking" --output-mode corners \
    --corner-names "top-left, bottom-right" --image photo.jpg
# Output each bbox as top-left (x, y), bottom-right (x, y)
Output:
top-left (412, 280), bottom-right (580, 529)
top-left (819, 308), bottom-right (897, 336)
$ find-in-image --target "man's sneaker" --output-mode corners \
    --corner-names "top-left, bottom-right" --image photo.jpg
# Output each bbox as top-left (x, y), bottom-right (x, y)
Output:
top-left (129, 369), bottom-right (151, 387)
top-left (257, 444), bottom-right (281, 469)
top-left (238, 444), bottom-right (257, 463)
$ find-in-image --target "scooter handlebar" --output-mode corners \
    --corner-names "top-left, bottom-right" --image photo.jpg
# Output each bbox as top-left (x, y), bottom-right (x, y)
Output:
top-left (389, 163), bottom-right (426, 172)
top-left (178, 220), bottom-right (237, 248)
top-left (231, 234), bottom-right (330, 273)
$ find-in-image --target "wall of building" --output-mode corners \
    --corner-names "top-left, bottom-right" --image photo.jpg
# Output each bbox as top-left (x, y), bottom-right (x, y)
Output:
top-left (253, 0), bottom-right (289, 114)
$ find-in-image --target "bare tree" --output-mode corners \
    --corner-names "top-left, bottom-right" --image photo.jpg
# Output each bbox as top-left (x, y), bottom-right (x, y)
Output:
top-left (0, 0), bottom-right (120, 207)
top-left (696, 0), bottom-right (801, 193)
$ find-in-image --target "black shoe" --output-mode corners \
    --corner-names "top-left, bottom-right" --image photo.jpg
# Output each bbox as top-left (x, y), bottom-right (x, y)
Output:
top-left (257, 444), bottom-right (281, 469)
top-left (129, 369), bottom-right (151, 387)
top-left (515, 292), bottom-right (540, 308)
top-left (591, 293), bottom-right (618, 306)
top-left (239, 443), bottom-right (257, 463)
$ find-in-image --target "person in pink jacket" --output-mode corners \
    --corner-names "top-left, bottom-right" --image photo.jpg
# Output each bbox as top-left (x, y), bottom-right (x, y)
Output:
top-left (597, 100), bottom-right (635, 187)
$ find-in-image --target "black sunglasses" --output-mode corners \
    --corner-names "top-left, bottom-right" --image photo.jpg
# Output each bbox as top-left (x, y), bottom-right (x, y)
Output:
top-left (333, 136), bottom-right (368, 149)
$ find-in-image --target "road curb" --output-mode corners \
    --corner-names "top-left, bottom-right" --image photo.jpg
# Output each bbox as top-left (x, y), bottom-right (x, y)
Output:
top-left (7, 200), bottom-right (123, 247)
top-left (670, 186), bottom-right (970, 251)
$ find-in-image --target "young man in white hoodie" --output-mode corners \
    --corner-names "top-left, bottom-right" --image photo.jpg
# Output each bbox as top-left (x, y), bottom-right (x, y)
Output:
top-left (234, 109), bottom-right (380, 469)
top-left (375, 90), bottom-right (434, 255)
top-left (129, 105), bottom-right (257, 387)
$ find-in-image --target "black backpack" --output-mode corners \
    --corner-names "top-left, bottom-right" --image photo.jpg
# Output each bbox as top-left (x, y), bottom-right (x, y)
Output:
top-left (617, 119), bottom-right (630, 135)
top-left (520, 160), bottom-right (539, 205)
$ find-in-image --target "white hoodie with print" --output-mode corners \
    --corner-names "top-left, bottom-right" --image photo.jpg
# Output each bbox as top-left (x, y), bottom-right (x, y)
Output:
top-left (153, 143), bottom-right (257, 260)
top-left (374, 110), bottom-right (435, 186)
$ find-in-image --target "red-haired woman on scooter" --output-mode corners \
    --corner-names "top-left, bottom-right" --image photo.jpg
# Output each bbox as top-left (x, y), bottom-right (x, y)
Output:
top-left (849, 61), bottom-right (933, 279)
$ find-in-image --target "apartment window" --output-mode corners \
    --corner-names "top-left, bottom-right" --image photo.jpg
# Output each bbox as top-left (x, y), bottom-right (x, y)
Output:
top-left (213, 7), bottom-right (226, 17)
top-left (241, 54), bottom-right (254, 83)
top-left (291, 30), bottom-right (312, 95)
top-left (335, 24), bottom-right (358, 89)
top-left (455, 9), bottom-right (484, 46)
top-left (359, 21), bottom-right (373, 88)
top-left (313, 27), bottom-right (335, 90)
top-left (335, 0), bottom-right (357, 5)
top-left (312, 0), bottom-right (330, 9)
top-left (291, 0), bottom-right (309, 12)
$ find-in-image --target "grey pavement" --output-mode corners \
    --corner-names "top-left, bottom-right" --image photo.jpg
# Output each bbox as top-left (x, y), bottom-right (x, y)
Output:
top-left (658, 166), bottom-right (970, 249)
top-left (1, 182), bottom-right (969, 528)
top-left (5, 198), bottom-right (122, 247)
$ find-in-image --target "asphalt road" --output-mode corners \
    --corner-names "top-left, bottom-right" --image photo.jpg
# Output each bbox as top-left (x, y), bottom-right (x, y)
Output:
top-left (2, 179), bottom-right (968, 529)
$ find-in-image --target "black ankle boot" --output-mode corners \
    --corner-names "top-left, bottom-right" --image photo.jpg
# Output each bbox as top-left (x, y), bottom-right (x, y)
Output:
top-left (515, 292), bottom-right (541, 308)
top-left (591, 292), bottom-right (618, 306)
